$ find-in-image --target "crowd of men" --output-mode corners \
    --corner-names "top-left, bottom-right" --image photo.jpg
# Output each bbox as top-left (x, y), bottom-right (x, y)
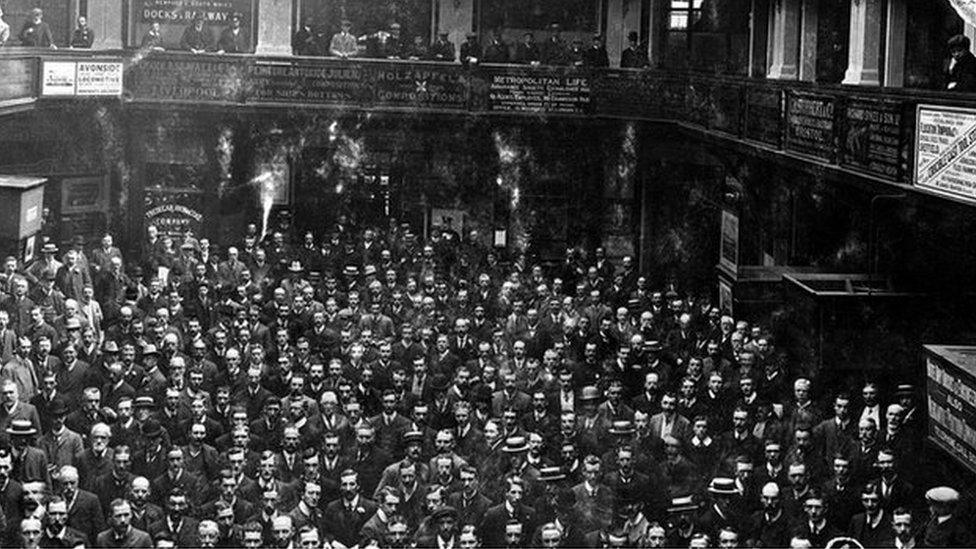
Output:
top-left (0, 214), bottom-right (969, 548)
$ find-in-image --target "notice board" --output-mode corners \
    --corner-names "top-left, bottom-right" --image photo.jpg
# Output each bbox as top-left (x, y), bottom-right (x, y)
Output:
top-left (925, 345), bottom-right (976, 475)
top-left (915, 105), bottom-right (976, 203)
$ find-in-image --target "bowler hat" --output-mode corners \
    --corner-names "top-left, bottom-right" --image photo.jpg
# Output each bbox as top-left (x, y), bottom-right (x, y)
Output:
top-left (47, 399), bottom-right (68, 417)
top-left (6, 419), bottom-right (38, 437)
top-left (141, 419), bottom-right (163, 437)
top-left (431, 506), bottom-right (458, 522)
top-left (430, 374), bottom-right (451, 392)
top-left (42, 270), bottom-right (56, 281)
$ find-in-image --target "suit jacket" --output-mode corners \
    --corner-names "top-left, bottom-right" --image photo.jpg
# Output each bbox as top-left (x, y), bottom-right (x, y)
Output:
top-left (848, 511), bottom-right (895, 547)
top-left (571, 482), bottom-right (615, 532)
top-left (323, 496), bottom-right (378, 547)
top-left (448, 491), bottom-right (492, 528)
top-left (479, 502), bottom-right (536, 548)
top-left (38, 427), bottom-right (84, 469)
top-left (946, 51), bottom-right (976, 92)
top-left (0, 401), bottom-right (41, 433)
top-left (148, 516), bottom-right (200, 548)
top-left (648, 412), bottom-right (691, 443)
top-left (95, 526), bottom-right (153, 548)
top-left (68, 489), bottom-right (106, 542)
top-left (491, 389), bottom-right (531, 416)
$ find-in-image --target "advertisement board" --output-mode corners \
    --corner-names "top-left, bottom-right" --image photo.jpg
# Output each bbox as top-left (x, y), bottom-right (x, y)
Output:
top-left (41, 62), bottom-right (77, 96)
top-left (129, 0), bottom-right (256, 51)
top-left (41, 61), bottom-right (124, 97)
top-left (926, 345), bottom-right (976, 475)
top-left (915, 105), bottom-right (976, 203)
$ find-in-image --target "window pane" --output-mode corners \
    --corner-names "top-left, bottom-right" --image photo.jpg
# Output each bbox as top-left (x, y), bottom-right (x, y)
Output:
top-left (670, 13), bottom-right (689, 29)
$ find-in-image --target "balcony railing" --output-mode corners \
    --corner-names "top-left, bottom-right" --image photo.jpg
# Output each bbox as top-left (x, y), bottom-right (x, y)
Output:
top-left (5, 48), bottom-right (976, 203)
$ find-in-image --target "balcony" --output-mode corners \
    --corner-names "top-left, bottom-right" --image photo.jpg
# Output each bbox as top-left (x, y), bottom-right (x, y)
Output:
top-left (4, 48), bottom-right (976, 205)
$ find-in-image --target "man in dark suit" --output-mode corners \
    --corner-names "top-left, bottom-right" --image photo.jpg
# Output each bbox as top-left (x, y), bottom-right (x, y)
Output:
top-left (96, 498), bottom-right (154, 548)
top-left (151, 448), bottom-right (201, 507)
top-left (40, 497), bottom-right (89, 548)
top-left (479, 476), bottom-right (536, 548)
top-left (148, 488), bottom-right (200, 548)
top-left (60, 465), bottom-right (106, 542)
top-left (791, 489), bottom-right (842, 548)
top-left (216, 12), bottom-right (249, 53)
top-left (922, 486), bottom-right (974, 547)
top-left (945, 34), bottom-right (976, 92)
top-left (322, 469), bottom-right (378, 547)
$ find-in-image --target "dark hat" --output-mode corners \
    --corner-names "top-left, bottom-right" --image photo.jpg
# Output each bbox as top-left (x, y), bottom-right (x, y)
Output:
top-left (502, 436), bottom-right (530, 453)
top-left (617, 486), bottom-right (641, 508)
top-left (403, 430), bottom-right (424, 444)
top-left (141, 419), bottom-right (163, 437)
top-left (264, 395), bottom-right (282, 407)
top-left (473, 384), bottom-right (493, 404)
top-left (102, 340), bottom-right (119, 353)
top-left (134, 396), bottom-right (156, 409)
top-left (42, 269), bottom-right (56, 281)
top-left (578, 386), bottom-right (601, 401)
top-left (6, 419), bottom-right (38, 437)
top-left (230, 12), bottom-right (243, 20)
top-left (430, 374), bottom-right (451, 392)
top-left (608, 420), bottom-right (636, 436)
top-left (707, 477), bottom-right (738, 495)
top-left (895, 384), bottom-right (915, 397)
top-left (71, 235), bottom-right (85, 246)
top-left (131, 266), bottom-right (144, 277)
top-left (627, 30), bottom-right (639, 41)
top-left (47, 399), bottom-right (68, 417)
top-left (41, 243), bottom-right (58, 254)
top-left (431, 506), bottom-right (458, 522)
top-left (538, 466), bottom-right (566, 482)
top-left (288, 260), bottom-right (304, 273)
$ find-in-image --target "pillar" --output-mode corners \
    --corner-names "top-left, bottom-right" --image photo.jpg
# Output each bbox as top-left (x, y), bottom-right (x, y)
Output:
top-left (86, 0), bottom-right (123, 49)
top-left (842, 0), bottom-right (884, 85)
top-left (256, 0), bottom-right (294, 56)
top-left (798, 0), bottom-right (818, 81)
top-left (884, 0), bottom-right (906, 86)
top-left (749, 0), bottom-right (770, 77)
top-left (435, 0), bottom-right (474, 62)
top-left (766, 0), bottom-right (801, 79)
top-left (647, 0), bottom-right (665, 67)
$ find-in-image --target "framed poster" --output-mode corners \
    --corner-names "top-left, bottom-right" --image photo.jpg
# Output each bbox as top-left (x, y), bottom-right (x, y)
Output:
top-left (915, 105), bottom-right (976, 203)
top-left (719, 209), bottom-right (739, 273)
top-left (61, 176), bottom-right (109, 215)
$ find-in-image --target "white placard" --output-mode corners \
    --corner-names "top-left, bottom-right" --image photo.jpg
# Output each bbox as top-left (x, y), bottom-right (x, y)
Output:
top-left (42, 61), bottom-right (77, 96)
top-left (76, 62), bottom-right (124, 96)
top-left (915, 104), bottom-right (976, 203)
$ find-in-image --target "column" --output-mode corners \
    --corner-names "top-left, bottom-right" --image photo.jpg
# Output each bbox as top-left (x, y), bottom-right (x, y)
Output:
top-left (748, 0), bottom-right (770, 77)
top-left (86, 0), bottom-right (123, 49)
top-left (798, 0), bottom-right (818, 81)
top-left (435, 0), bottom-right (474, 62)
top-left (647, 0), bottom-right (665, 67)
top-left (884, 0), bottom-right (906, 86)
top-left (256, 0), bottom-right (295, 56)
top-left (842, 0), bottom-right (884, 85)
top-left (766, 0), bottom-right (801, 79)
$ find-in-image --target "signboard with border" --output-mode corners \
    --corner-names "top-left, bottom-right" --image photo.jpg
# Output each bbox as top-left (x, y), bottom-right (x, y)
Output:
top-left (41, 61), bottom-right (77, 96)
top-left (719, 209), bottom-right (739, 273)
top-left (925, 345), bottom-right (976, 475)
top-left (915, 104), bottom-right (976, 204)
